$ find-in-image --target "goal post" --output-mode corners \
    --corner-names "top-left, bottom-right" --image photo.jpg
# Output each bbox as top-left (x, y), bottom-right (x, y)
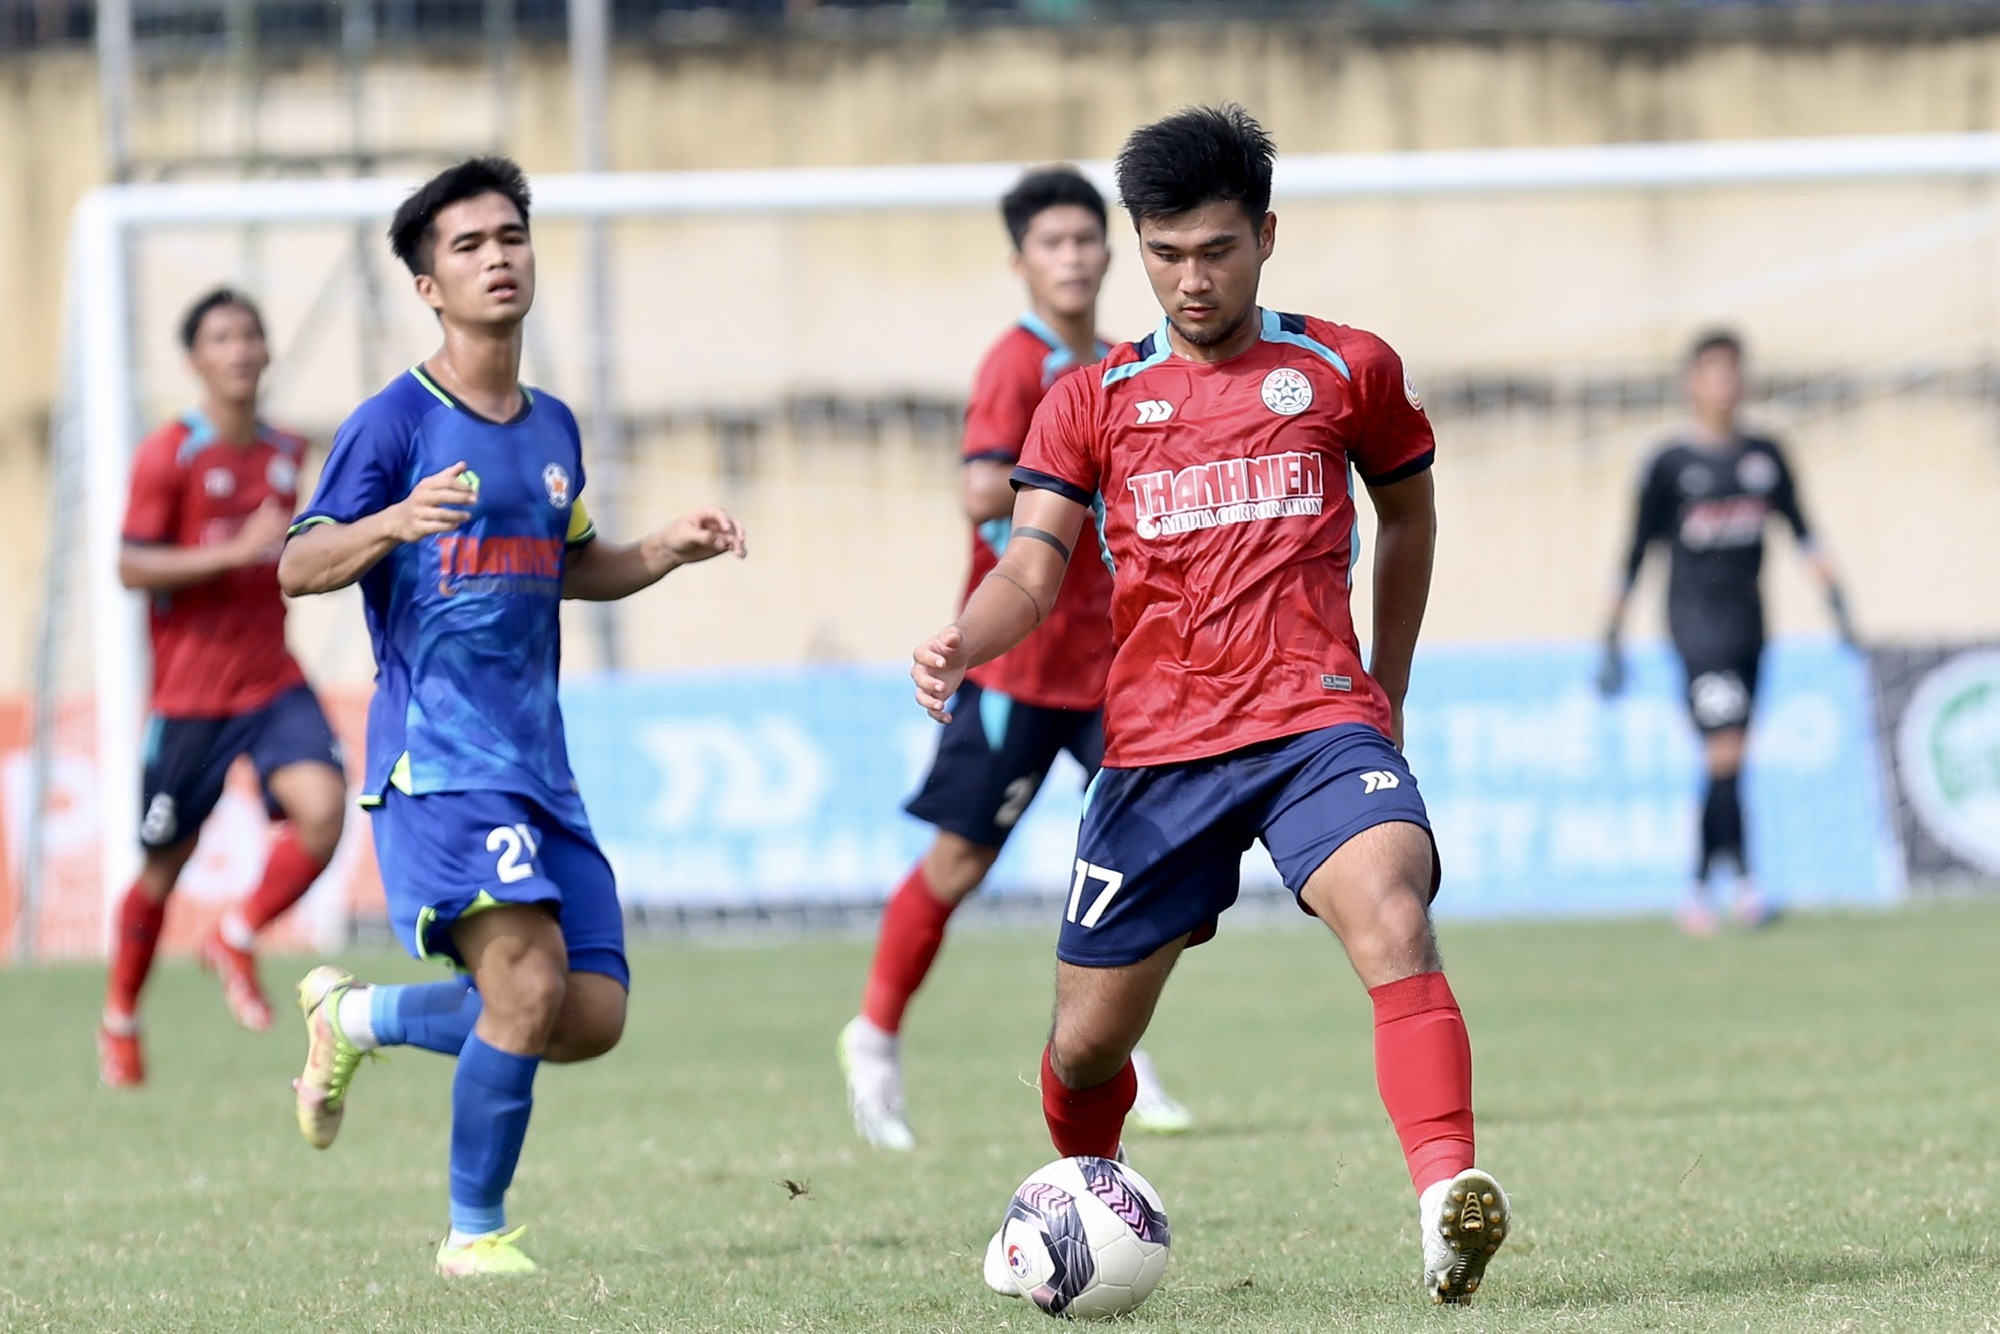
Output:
top-left (20, 130), bottom-right (2000, 960)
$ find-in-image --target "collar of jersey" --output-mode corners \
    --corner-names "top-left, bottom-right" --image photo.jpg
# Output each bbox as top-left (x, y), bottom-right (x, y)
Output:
top-left (1018, 310), bottom-right (1110, 367)
top-left (178, 407), bottom-right (279, 452)
top-left (409, 364), bottom-right (535, 426)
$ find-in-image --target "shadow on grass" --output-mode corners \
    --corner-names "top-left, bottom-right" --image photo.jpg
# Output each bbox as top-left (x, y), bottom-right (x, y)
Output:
top-left (1518, 1244), bottom-right (1996, 1311)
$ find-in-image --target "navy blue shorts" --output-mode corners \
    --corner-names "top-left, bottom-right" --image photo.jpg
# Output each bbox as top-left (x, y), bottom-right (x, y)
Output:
top-left (370, 788), bottom-right (629, 990)
top-left (1057, 723), bottom-right (1438, 968)
top-left (139, 685), bottom-right (343, 850)
top-left (904, 680), bottom-right (1104, 849)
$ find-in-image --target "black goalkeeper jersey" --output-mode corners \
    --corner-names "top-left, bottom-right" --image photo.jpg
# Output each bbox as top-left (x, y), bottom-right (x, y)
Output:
top-left (1622, 435), bottom-right (1812, 652)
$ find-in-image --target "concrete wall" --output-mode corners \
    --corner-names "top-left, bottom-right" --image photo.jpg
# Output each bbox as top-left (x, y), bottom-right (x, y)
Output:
top-left (5, 21), bottom-right (2000, 691)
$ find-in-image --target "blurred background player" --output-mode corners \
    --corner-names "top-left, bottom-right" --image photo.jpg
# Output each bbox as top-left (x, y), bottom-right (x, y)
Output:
top-left (100, 288), bottom-right (348, 1087)
top-left (914, 105), bottom-right (1510, 1306)
top-left (1600, 330), bottom-right (1856, 935)
top-left (838, 168), bottom-right (1192, 1150)
top-left (278, 158), bottom-right (747, 1276)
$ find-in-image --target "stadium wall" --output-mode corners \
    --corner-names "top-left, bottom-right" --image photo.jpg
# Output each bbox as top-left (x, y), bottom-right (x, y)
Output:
top-left (6, 24), bottom-right (2000, 690)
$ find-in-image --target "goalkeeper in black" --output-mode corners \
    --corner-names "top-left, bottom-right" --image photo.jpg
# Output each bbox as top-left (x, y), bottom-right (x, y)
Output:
top-left (1599, 330), bottom-right (1855, 934)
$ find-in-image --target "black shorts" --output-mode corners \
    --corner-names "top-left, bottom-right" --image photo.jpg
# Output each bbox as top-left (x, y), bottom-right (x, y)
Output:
top-left (139, 685), bottom-right (343, 849)
top-left (903, 681), bottom-right (1103, 849)
top-left (1674, 639), bottom-right (1763, 735)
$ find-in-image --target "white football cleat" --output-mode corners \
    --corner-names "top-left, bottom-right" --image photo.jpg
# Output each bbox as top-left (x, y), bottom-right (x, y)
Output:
top-left (1421, 1168), bottom-right (1510, 1304)
top-left (1128, 1049), bottom-right (1195, 1134)
top-left (837, 1017), bottom-right (916, 1151)
top-left (983, 1226), bottom-right (1023, 1297)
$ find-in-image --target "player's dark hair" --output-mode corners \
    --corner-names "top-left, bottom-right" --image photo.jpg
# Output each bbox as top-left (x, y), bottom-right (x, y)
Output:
top-left (1688, 329), bottom-right (1745, 365)
top-left (179, 287), bottom-right (264, 350)
top-left (388, 156), bottom-right (532, 277)
top-left (1115, 103), bottom-right (1276, 230)
top-left (1001, 168), bottom-right (1108, 250)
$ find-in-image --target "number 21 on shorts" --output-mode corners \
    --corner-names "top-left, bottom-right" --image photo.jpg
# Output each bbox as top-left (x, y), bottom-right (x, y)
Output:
top-left (1066, 859), bottom-right (1125, 928)
top-left (487, 823), bottom-right (542, 884)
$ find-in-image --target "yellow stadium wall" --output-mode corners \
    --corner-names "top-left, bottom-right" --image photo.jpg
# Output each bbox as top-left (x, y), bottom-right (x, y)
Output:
top-left (3, 23), bottom-right (2000, 691)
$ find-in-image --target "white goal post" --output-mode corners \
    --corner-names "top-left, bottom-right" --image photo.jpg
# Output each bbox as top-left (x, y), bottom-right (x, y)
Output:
top-left (27, 129), bottom-right (2000, 957)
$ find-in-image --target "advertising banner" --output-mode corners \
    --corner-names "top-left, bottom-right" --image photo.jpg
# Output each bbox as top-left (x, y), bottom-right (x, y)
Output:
top-left (1868, 643), bottom-right (2000, 891)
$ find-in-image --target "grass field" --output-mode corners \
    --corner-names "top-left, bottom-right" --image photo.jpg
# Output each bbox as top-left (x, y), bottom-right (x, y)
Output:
top-left (4, 903), bottom-right (1999, 1332)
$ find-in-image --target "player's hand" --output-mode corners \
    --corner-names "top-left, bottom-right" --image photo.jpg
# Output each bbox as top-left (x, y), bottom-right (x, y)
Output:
top-left (658, 506), bottom-right (748, 566)
top-left (385, 461), bottom-right (478, 543)
top-left (231, 500), bottom-right (293, 565)
top-left (913, 626), bottom-right (969, 723)
top-left (1595, 635), bottom-right (1627, 698)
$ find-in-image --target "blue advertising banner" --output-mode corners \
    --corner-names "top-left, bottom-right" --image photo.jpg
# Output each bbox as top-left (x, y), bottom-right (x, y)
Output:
top-left (560, 638), bottom-right (1898, 918)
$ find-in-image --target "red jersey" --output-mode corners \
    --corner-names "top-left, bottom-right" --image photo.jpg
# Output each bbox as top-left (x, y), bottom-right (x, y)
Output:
top-left (121, 412), bottom-right (309, 718)
top-left (1016, 310), bottom-right (1436, 767)
top-left (961, 317), bottom-right (1116, 712)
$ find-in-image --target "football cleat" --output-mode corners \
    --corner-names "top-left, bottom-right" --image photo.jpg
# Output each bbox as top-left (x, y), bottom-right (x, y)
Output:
top-left (1128, 1050), bottom-right (1194, 1135)
top-left (1730, 884), bottom-right (1777, 930)
top-left (97, 1026), bottom-right (144, 1089)
top-left (198, 929), bottom-right (273, 1031)
top-left (1675, 895), bottom-right (1720, 938)
top-left (983, 1226), bottom-right (1022, 1298)
top-left (837, 1017), bottom-right (915, 1151)
top-left (293, 965), bottom-right (368, 1149)
top-left (436, 1225), bottom-right (538, 1277)
top-left (1421, 1168), bottom-right (1511, 1305)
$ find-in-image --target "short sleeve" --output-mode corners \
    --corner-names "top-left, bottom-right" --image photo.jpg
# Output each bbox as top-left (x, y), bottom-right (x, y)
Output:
top-left (1013, 371), bottom-right (1100, 507)
top-left (291, 399), bottom-right (415, 534)
top-left (962, 333), bottom-right (1043, 464)
top-left (1345, 332), bottom-right (1437, 487)
top-left (121, 429), bottom-right (184, 545)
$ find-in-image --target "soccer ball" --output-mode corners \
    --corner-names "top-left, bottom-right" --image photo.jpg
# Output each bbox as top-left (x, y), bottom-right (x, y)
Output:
top-left (998, 1156), bottom-right (1171, 1319)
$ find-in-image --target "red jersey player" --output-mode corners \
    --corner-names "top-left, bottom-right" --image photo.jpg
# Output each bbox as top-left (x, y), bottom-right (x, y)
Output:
top-left (913, 107), bottom-right (1513, 1306)
top-left (839, 169), bottom-right (1191, 1150)
top-left (100, 289), bottom-right (348, 1087)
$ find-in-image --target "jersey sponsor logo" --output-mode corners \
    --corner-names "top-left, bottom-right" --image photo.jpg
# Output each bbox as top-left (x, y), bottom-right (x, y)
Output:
top-left (1261, 367), bottom-right (1313, 416)
top-left (1680, 497), bottom-right (1769, 551)
top-left (1134, 399), bottom-right (1175, 425)
top-left (436, 534), bottom-right (566, 596)
top-left (543, 463), bottom-right (572, 509)
top-left (1736, 451), bottom-right (1779, 495)
top-left (1894, 649), bottom-right (2000, 875)
top-left (1403, 368), bottom-right (1424, 413)
top-left (1359, 770), bottom-right (1400, 794)
top-left (1126, 450), bottom-right (1324, 540)
top-left (266, 456), bottom-right (297, 496)
top-left (1320, 673), bottom-right (1353, 692)
top-left (203, 467), bottom-right (236, 498)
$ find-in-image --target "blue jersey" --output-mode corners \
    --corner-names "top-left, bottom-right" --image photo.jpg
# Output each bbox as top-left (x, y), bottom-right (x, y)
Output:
top-left (292, 366), bottom-right (597, 826)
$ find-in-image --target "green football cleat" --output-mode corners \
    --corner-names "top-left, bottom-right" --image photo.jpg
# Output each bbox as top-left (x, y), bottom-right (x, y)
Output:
top-left (436, 1226), bottom-right (539, 1277)
top-left (293, 965), bottom-right (367, 1150)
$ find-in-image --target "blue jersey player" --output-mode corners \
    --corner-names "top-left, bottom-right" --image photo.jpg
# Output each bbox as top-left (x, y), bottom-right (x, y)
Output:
top-left (277, 158), bottom-right (747, 1277)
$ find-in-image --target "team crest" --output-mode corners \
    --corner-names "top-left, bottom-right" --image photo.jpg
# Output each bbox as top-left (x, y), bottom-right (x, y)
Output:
top-left (1261, 367), bottom-right (1313, 416)
top-left (1404, 368), bottom-right (1424, 412)
top-left (1736, 451), bottom-right (1779, 495)
top-left (266, 456), bottom-right (297, 495)
top-left (203, 467), bottom-right (235, 498)
top-left (542, 463), bottom-right (571, 509)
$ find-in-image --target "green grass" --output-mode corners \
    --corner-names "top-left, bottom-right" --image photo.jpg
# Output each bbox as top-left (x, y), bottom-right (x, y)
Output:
top-left (4, 904), bottom-right (2000, 1331)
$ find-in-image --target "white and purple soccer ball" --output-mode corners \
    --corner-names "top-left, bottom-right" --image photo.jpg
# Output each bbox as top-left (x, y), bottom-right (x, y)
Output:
top-left (998, 1156), bottom-right (1171, 1319)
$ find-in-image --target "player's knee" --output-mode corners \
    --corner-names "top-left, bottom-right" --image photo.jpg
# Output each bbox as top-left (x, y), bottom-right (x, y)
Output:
top-left (923, 836), bottom-right (1000, 903)
top-left (294, 807), bottom-right (344, 863)
top-left (1048, 1021), bottom-right (1135, 1090)
top-left (548, 1001), bottom-right (624, 1063)
top-left (486, 948), bottom-right (569, 1032)
top-left (1343, 887), bottom-right (1439, 981)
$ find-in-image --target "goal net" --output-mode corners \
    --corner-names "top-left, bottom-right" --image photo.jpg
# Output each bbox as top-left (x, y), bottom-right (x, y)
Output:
top-left (11, 134), bottom-right (2000, 959)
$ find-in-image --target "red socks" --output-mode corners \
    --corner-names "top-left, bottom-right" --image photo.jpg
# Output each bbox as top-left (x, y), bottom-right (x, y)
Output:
top-left (1370, 971), bottom-right (1476, 1194)
top-left (239, 826), bottom-right (331, 933)
top-left (1040, 1046), bottom-right (1135, 1159)
top-left (106, 884), bottom-right (167, 1021)
top-left (860, 864), bottom-right (958, 1034)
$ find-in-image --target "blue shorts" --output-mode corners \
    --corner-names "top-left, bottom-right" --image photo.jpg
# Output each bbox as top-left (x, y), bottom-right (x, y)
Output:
top-left (904, 681), bottom-right (1103, 849)
top-left (1057, 723), bottom-right (1438, 968)
top-left (369, 788), bottom-right (629, 989)
top-left (139, 685), bottom-right (343, 849)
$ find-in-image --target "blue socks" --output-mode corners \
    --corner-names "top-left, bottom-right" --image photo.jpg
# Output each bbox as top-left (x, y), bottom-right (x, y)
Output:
top-left (370, 980), bottom-right (482, 1056)
top-left (448, 1035), bottom-right (540, 1238)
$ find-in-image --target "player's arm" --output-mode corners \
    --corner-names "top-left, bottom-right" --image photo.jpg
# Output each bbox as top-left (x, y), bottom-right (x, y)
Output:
top-left (279, 461), bottom-right (477, 596)
top-left (962, 458), bottom-right (1019, 523)
top-left (562, 503), bottom-right (747, 601)
top-left (120, 501), bottom-right (292, 593)
top-left (1598, 453), bottom-right (1671, 694)
top-left (913, 485), bottom-right (1083, 723)
top-left (1769, 442), bottom-right (1857, 644)
top-left (1365, 470), bottom-right (1437, 750)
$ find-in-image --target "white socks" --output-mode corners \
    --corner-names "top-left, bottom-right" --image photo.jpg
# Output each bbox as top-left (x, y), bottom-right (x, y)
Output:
top-left (336, 985), bottom-right (379, 1050)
